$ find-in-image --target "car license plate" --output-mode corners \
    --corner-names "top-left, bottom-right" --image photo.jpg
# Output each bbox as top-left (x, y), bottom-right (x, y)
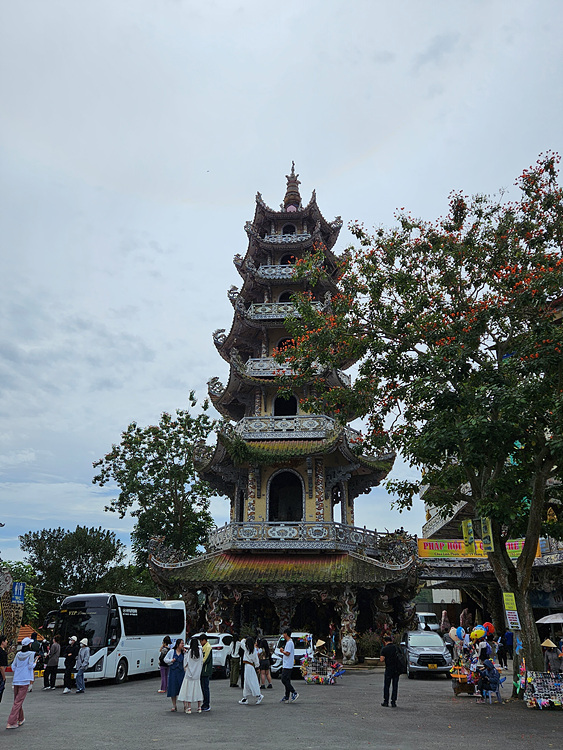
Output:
top-left (428, 664), bottom-right (437, 669)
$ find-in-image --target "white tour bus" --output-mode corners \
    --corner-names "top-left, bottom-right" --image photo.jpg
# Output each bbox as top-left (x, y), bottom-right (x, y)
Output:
top-left (46, 593), bottom-right (186, 684)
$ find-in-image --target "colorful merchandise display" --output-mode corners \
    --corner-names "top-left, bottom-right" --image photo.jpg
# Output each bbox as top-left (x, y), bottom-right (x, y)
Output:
top-left (524, 670), bottom-right (563, 709)
top-left (301, 655), bottom-right (345, 685)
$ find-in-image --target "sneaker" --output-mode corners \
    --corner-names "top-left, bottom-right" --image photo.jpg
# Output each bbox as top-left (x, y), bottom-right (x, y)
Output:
top-left (49, 687), bottom-right (57, 690)
top-left (280, 697), bottom-right (289, 703)
top-left (291, 692), bottom-right (299, 702)
top-left (202, 707), bottom-right (211, 711)
top-left (381, 702), bottom-right (389, 707)
top-left (391, 702), bottom-right (397, 708)
top-left (43, 686), bottom-right (50, 690)
top-left (260, 685), bottom-right (265, 689)
top-left (238, 698), bottom-right (248, 705)
top-left (75, 689), bottom-right (85, 694)
top-left (266, 684), bottom-right (273, 689)
top-left (256, 694), bottom-right (263, 704)
top-left (63, 688), bottom-right (70, 694)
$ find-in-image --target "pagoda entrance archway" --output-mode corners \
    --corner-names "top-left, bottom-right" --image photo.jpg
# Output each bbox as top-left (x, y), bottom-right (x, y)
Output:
top-left (268, 470), bottom-right (304, 522)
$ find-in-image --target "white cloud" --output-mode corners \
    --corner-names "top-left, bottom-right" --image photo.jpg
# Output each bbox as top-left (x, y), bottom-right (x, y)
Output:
top-left (1, 0), bottom-right (562, 562)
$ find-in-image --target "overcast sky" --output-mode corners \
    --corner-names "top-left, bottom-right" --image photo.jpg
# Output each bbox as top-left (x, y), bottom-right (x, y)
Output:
top-left (1, 0), bottom-right (562, 563)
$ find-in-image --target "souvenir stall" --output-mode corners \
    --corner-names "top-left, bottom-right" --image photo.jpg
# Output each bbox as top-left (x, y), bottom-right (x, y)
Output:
top-left (524, 669), bottom-right (563, 709)
top-left (301, 640), bottom-right (345, 685)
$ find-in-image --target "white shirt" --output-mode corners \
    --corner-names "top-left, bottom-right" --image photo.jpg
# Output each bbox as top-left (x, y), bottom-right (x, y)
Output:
top-left (282, 639), bottom-right (294, 669)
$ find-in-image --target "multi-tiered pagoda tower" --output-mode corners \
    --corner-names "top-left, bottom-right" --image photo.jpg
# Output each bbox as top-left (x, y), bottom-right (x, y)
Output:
top-left (149, 166), bottom-right (418, 646)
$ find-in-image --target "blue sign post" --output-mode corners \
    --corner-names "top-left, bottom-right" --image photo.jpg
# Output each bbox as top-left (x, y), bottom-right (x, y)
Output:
top-left (11, 582), bottom-right (25, 604)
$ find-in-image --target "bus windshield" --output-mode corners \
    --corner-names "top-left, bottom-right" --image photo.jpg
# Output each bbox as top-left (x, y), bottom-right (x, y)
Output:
top-left (57, 607), bottom-right (109, 652)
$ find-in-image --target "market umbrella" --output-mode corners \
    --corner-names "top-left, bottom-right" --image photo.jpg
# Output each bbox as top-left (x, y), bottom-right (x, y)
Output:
top-left (535, 613), bottom-right (563, 624)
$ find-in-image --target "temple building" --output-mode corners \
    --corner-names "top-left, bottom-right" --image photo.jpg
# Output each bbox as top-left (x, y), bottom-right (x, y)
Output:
top-left (149, 166), bottom-right (418, 645)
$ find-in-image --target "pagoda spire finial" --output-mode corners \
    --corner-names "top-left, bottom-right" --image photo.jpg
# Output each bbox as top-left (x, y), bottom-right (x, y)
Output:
top-left (283, 161), bottom-right (301, 210)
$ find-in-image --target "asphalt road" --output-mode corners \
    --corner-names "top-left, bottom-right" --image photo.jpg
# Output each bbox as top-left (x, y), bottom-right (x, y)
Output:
top-left (1, 670), bottom-right (560, 750)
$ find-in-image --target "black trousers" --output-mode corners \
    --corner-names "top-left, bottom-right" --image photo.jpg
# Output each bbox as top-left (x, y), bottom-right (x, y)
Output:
top-left (281, 668), bottom-right (295, 699)
top-left (383, 671), bottom-right (399, 705)
top-left (64, 665), bottom-right (74, 689)
top-left (43, 665), bottom-right (57, 688)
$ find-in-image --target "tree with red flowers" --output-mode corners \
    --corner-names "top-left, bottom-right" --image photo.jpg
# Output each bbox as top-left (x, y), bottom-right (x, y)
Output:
top-left (279, 154), bottom-right (563, 672)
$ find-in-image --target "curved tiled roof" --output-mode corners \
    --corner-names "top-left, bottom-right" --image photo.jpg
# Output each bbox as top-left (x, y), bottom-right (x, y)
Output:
top-left (150, 551), bottom-right (415, 586)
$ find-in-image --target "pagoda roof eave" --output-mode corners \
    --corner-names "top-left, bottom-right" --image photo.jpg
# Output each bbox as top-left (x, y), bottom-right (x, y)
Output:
top-left (149, 550), bottom-right (415, 587)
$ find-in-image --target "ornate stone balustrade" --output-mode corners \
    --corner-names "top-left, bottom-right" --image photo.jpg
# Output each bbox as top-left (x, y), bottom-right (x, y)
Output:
top-left (235, 414), bottom-right (337, 439)
top-left (206, 521), bottom-right (417, 564)
top-left (247, 301), bottom-right (322, 320)
top-left (245, 357), bottom-right (296, 377)
top-left (262, 233), bottom-right (311, 243)
top-left (256, 265), bottom-right (298, 281)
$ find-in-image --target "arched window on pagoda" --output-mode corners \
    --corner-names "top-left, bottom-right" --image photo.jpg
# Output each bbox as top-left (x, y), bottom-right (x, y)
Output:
top-left (268, 470), bottom-right (304, 522)
top-left (282, 224), bottom-right (296, 235)
top-left (273, 394), bottom-right (298, 416)
top-left (278, 290), bottom-right (293, 303)
top-left (280, 254), bottom-right (296, 265)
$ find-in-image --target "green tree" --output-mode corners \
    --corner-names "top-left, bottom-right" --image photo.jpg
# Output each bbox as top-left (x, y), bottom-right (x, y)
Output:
top-left (93, 393), bottom-right (216, 565)
top-left (99, 564), bottom-right (159, 597)
top-left (2, 561), bottom-right (39, 626)
top-left (279, 154), bottom-right (563, 672)
top-left (19, 526), bottom-right (126, 618)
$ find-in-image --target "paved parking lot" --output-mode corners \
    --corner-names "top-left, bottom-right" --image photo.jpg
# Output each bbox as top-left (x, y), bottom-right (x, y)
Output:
top-left (1, 670), bottom-right (560, 750)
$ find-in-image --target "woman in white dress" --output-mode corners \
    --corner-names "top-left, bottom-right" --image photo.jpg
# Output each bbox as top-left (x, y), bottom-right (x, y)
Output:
top-left (178, 637), bottom-right (204, 713)
top-left (239, 637), bottom-right (262, 706)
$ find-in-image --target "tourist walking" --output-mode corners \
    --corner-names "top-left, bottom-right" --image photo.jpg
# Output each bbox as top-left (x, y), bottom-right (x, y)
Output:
top-left (42, 635), bottom-right (60, 690)
top-left (6, 636), bottom-right (35, 729)
top-left (75, 638), bottom-right (90, 693)
top-left (0, 634), bottom-right (8, 704)
top-left (178, 637), bottom-right (204, 713)
top-left (496, 634), bottom-right (508, 669)
top-left (158, 636), bottom-right (172, 693)
top-left (239, 636), bottom-right (262, 705)
top-left (164, 638), bottom-right (185, 711)
top-left (258, 638), bottom-right (273, 689)
top-left (503, 630), bottom-right (514, 659)
top-left (63, 635), bottom-right (79, 694)
top-left (279, 628), bottom-right (299, 704)
top-left (379, 634), bottom-right (401, 708)
top-left (229, 634), bottom-right (241, 688)
top-left (199, 634), bottom-right (213, 712)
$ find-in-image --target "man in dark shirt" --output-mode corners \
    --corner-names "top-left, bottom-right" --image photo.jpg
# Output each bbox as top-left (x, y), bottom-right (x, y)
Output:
top-left (379, 634), bottom-right (400, 708)
top-left (0, 634), bottom-right (8, 703)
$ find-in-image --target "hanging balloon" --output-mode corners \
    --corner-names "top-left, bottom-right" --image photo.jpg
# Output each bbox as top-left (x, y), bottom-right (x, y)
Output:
top-left (456, 627), bottom-right (465, 640)
top-left (471, 627), bottom-right (486, 640)
top-left (449, 627), bottom-right (460, 643)
top-left (482, 622), bottom-right (495, 635)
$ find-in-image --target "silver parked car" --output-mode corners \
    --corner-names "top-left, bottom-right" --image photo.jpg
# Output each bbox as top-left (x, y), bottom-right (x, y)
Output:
top-left (401, 630), bottom-right (453, 679)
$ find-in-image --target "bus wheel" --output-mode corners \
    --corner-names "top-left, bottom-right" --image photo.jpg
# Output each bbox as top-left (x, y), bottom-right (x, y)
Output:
top-left (115, 659), bottom-right (128, 684)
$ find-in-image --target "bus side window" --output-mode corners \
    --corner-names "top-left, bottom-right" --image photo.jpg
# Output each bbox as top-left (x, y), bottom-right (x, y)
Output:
top-left (108, 612), bottom-right (121, 649)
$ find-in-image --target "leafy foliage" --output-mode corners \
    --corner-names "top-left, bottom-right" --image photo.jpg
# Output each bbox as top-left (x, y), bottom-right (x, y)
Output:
top-left (93, 392), bottom-right (216, 565)
top-left (278, 154), bottom-right (563, 669)
top-left (19, 526), bottom-right (126, 619)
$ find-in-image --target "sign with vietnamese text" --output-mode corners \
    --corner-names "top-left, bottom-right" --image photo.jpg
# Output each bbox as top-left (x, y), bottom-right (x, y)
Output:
top-left (11, 582), bottom-right (25, 604)
top-left (418, 538), bottom-right (540, 559)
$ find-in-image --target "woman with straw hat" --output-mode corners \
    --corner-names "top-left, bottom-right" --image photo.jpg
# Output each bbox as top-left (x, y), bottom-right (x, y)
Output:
top-left (541, 639), bottom-right (563, 673)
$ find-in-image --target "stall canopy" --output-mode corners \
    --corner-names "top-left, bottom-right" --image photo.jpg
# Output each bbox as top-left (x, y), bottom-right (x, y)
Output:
top-left (536, 613), bottom-right (563, 624)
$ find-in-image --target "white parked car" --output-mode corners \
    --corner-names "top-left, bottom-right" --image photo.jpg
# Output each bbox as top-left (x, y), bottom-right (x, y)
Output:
top-left (415, 612), bottom-right (440, 632)
top-left (270, 632), bottom-right (314, 677)
top-left (192, 632), bottom-right (234, 678)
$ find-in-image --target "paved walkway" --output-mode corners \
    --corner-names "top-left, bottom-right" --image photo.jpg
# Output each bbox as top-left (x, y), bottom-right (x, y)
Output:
top-left (1, 670), bottom-right (560, 750)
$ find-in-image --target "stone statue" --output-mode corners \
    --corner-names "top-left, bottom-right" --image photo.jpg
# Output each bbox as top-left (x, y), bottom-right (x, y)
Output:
top-left (341, 633), bottom-right (357, 665)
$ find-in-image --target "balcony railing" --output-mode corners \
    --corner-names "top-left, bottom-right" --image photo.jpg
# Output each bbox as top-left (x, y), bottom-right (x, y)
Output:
top-left (247, 301), bottom-right (322, 321)
top-left (256, 265), bottom-right (298, 281)
top-left (262, 232), bottom-right (311, 243)
top-left (206, 521), bottom-right (417, 565)
top-left (245, 357), bottom-right (296, 377)
top-left (234, 415), bottom-right (337, 439)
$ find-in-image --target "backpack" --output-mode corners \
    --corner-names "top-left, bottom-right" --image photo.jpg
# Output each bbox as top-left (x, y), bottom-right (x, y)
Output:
top-left (395, 645), bottom-right (407, 675)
